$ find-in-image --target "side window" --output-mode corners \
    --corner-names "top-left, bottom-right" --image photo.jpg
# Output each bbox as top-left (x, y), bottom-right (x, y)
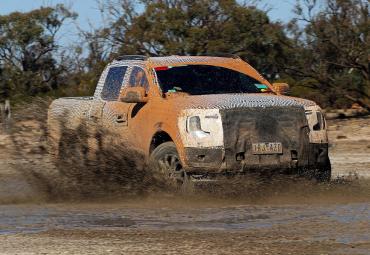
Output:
top-left (128, 67), bottom-right (149, 93)
top-left (101, 66), bottom-right (127, 101)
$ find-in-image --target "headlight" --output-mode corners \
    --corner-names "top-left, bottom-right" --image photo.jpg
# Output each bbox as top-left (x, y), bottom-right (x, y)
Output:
top-left (304, 105), bottom-right (328, 143)
top-left (187, 116), bottom-right (210, 138)
top-left (304, 106), bottom-right (326, 131)
top-left (188, 116), bottom-right (202, 131)
top-left (179, 109), bottom-right (224, 148)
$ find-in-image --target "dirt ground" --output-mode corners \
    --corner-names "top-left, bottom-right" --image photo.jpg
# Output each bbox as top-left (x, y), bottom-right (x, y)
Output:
top-left (0, 112), bottom-right (369, 254)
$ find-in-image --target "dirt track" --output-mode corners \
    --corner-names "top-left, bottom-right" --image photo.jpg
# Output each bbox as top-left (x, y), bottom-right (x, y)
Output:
top-left (0, 113), bottom-right (369, 254)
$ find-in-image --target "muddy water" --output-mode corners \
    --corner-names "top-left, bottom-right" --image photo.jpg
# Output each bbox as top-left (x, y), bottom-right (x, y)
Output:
top-left (0, 195), bottom-right (369, 254)
top-left (0, 201), bottom-right (369, 236)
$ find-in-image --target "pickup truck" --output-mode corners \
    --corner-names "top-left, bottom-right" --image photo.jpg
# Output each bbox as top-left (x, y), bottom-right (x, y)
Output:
top-left (47, 55), bottom-right (331, 187)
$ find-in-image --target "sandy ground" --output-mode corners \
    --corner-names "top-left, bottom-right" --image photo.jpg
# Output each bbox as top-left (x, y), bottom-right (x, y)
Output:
top-left (328, 117), bottom-right (370, 178)
top-left (0, 115), bottom-right (369, 254)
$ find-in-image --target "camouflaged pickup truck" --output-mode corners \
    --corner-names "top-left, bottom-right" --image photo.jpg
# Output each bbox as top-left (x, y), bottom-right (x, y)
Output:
top-left (48, 55), bottom-right (331, 185)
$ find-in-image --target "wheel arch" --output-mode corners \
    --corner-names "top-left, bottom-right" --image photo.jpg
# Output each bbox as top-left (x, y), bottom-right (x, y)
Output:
top-left (149, 131), bottom-right (174, 154)
top-left (146, 122), bottom-right (185, 165)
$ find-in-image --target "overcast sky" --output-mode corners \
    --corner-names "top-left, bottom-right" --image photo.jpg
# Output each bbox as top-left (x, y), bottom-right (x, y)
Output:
top-left (0, 0), bottom-right (298, 47)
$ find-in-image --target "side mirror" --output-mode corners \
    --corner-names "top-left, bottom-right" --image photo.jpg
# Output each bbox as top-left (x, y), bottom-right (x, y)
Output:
top-left (120, 87), bottom-right (148, 103)
top-left (272, 83), bottom-right (290, 95)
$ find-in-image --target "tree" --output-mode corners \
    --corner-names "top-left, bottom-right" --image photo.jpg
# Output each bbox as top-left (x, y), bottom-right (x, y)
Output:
top-left (100, 0), bottom-right (290, 79)
top-left (0, 4), bottom-right (77, 100)
top-left (287, 0), bottom-right (369, 109)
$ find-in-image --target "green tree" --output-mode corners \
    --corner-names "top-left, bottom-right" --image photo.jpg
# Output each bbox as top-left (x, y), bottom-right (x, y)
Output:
top-left (287, 0), bottom-right (369, 109)
top-left (0, 4), bottom-right (77, 101)
top-left (101, 0), bottom-right (290, 78)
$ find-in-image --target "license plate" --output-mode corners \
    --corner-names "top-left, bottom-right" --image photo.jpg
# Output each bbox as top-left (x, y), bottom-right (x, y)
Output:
top-left (252, 142), bottom-right (283, 154)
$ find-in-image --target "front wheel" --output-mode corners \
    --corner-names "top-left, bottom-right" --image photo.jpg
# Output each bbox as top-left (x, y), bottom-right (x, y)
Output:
top-left (149, 142), bottom-right (193, 192)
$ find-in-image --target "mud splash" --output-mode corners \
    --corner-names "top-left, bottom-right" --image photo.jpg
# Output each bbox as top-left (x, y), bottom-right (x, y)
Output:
top-left (0, 100), bottom-right (151, 203)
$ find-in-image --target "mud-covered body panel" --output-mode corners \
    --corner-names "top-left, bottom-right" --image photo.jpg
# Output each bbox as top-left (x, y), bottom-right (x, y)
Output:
top-left (184, 147), bottom-right (224, 168)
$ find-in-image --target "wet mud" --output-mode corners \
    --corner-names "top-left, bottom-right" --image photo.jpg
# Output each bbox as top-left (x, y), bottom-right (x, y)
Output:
top-left (0, 101), bottom-right (369, 254)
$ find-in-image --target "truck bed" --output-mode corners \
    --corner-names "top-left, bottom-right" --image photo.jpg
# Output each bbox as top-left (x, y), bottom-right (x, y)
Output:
top-left (48, 96), bottom-right (97, 131)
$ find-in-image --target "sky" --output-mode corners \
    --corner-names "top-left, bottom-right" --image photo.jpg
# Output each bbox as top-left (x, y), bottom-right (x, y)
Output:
top-left (0, 0), bottom-right (298, 46)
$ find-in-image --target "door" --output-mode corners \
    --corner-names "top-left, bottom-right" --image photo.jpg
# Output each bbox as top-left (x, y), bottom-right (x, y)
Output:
top-left (101, 66), bottom-right (150, 146)
top-left (87, 65), bottom-right (128, 152)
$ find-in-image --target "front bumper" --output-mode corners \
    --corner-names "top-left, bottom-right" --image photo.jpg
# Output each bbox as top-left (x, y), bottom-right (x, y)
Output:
top-left (183, 105), bottom-right (329, 174)
top-left (184, 143), bottom-right (329, 174)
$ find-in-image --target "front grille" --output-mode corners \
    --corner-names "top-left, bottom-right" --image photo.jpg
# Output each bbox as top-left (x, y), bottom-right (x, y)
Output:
top-left (220, 106), bottom-right (310, 171)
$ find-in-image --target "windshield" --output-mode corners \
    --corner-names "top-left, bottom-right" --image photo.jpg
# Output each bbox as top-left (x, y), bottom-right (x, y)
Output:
top-left (154, 65), bottom-right (271, 95)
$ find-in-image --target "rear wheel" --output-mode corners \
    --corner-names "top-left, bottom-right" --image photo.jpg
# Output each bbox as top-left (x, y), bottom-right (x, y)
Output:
top-left (149, 142), bottom-right (193, 192)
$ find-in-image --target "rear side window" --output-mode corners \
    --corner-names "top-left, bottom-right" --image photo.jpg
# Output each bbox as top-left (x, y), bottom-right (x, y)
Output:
top-left (101, 66), bottom-right (127, 100)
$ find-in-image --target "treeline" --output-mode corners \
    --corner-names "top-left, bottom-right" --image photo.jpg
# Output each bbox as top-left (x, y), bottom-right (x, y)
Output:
top-left (0, 0), bottom-right (369, 109)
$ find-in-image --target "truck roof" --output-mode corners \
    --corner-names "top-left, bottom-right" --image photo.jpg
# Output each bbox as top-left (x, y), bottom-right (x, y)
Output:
top-left (148, 55), bottom-right (241, 67)
top-left (113, 55), bottom-right (241, 67)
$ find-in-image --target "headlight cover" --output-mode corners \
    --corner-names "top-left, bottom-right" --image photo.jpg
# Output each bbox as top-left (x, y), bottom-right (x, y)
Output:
top-left (179, 109), bottom-right (224, 148)
top-left (187, 116), bottom-right (210, 138)
top-left (304, 105), bottom-right (328, 143)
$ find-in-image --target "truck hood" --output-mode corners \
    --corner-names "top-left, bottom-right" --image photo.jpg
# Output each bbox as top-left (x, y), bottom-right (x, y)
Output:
top-left (167, 93), bottom-right (316, 110)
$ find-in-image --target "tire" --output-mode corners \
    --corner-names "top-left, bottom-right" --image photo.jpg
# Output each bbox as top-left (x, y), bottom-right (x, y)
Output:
top-left (314, 160), bottom-right (332, 182)
top-left (149, 142), bottom-right (193, 192)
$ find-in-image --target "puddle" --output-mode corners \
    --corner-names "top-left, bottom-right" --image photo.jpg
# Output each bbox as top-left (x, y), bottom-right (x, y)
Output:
top-left (0, 202), bottom-right (369, 245)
